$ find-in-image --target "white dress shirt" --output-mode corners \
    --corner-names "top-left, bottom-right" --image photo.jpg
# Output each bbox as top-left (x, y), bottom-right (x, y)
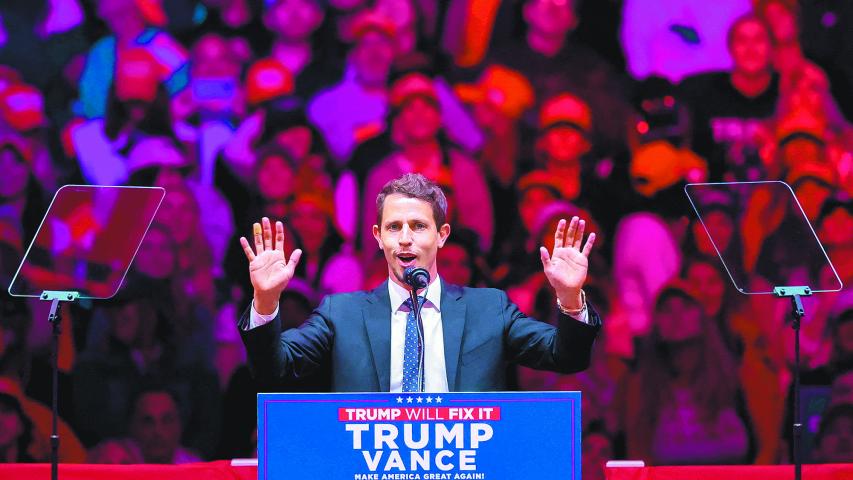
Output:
top-left (387, 276), bottom-right (449, 393)
top-left (248, 276), bottom-right (590, 392)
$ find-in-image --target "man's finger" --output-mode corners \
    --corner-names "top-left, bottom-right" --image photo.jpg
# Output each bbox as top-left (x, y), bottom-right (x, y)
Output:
top-left (539, 246), bottom-right (551, 268)
top-left (262, 217), bottom-right (273, 250)
top-left (582, 232), bottom-right (597, 257)
top-left (285, 249), bottom-right (303, 275)
top-left (253, 222), bottom-right (263, 253)
top-left (275, 221), bottom-right (285, 252)
top-left (573, 220), bottom-right (586, 250)
top-left (240, 236), bottom-right (256, 261)
top-left (565, 216), bottom-right (579, 249)
top-left (553, 218), bottom-right (567, 250)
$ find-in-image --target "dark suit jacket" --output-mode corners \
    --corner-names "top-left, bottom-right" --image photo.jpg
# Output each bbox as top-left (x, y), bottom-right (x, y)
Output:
top-left (239, 279), bottom-right (601, 391)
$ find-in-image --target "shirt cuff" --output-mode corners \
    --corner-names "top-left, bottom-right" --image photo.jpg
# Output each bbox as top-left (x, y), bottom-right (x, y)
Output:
top-left (569, 308), bottom-right (590, 324)
top-left (247, 300), bottom-right (279, 330)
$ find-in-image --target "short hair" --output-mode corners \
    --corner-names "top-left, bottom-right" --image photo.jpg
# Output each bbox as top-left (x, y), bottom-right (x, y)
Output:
top-left (375, 173), bottom-right (448, 228)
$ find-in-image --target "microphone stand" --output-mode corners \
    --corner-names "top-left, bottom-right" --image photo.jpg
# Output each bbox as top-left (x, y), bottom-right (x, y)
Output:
top-left (408, 287), bottom-right (426, 392)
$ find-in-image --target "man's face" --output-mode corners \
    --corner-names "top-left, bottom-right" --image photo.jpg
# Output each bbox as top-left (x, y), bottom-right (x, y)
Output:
top-left (524, 0), bottom-right (577, 38)
top-left (130, 392), bottom-right (182, 464)
top-left (373, 194), bottom-right (449, 289)
top-left (353, 31), bottom-right (394, 88)
top-left (730, 20), bottom-right (772, 76)
top-left (397, 97), bottom-right (442, 145)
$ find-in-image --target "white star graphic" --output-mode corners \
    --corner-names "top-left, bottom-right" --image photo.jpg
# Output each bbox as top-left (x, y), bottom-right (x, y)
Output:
top-left (426, 396), bottom-right (433, 403)
top-left (435, 396), bottom-right (443, 403)
top-left (416, 396), bottom-right (423, 404)
top-left (406, 397), bottom-right (414, 404)
top-left (396, 396), bottom-right (404, 404)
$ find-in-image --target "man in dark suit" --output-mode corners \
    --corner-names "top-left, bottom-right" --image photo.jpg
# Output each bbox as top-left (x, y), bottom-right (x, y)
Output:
top-left (238, 173), bottom-right (600, 392)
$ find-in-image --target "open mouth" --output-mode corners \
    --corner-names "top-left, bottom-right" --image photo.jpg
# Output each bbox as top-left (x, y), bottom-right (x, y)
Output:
top-left (396, 252), bottom-right (417, 268)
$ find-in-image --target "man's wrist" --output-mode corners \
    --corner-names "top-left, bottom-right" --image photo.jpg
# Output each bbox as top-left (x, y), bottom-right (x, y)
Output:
top-left (557, 289), bottom-right (586, 315)
top-left (253, 293), bottom-right (279, 316)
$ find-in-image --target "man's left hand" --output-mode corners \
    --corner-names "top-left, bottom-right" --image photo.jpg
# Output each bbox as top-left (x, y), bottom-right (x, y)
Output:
top-left (539, 216), bottom-right (596, 310)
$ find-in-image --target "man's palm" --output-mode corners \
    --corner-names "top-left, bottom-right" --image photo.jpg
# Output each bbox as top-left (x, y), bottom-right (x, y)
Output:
top-left (240, 218), bottom-right (302, 307)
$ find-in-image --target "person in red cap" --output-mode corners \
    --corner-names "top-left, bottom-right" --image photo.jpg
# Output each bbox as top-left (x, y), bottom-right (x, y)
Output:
top-left (0, 83), bottom-right (62, 192)
top-left (469, 0), bottom-right (630, 159)
top-left (307, 10), bottom-right (397, 162)
top-left (361, 73), bottom-right (494, 256)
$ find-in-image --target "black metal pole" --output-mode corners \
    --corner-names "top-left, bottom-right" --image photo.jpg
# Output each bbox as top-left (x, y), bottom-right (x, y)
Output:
top-left (791, 294), bottom-right (805, 480)
top-left (48, 298), bottom-right (61, 480)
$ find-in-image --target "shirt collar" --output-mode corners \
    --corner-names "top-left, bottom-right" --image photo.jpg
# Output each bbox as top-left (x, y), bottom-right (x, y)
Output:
top-left (388, 274), bottom-right (442, 313)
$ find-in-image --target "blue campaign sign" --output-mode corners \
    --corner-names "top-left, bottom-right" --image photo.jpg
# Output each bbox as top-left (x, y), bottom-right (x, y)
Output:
top-left (258, 391), bottom-right (581, 480)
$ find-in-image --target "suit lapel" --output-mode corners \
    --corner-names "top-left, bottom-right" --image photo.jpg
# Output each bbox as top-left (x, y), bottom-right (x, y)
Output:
top-left (364, 281), bottom-right (392, 391)
top-left (440, 279), bottom-right (466, 391)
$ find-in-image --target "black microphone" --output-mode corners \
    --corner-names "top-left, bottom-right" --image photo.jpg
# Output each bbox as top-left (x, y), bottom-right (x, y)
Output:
top-left (404, 267), bottom-right (430, 289)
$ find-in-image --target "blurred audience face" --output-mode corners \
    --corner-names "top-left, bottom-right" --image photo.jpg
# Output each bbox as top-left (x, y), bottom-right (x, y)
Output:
top-left (397, 97), bottom-right (442, 145)
top-left (289, 200), bottom-right (329, 253)
top-left (266, 0), bottom-right (324, 41)
top-left (686, 261), bottom-right (726, 317)
top-left (156, 189), bottom-right (199, 246)
top-left (780, 138), bottom-right (825, 170)
top-left (473, 101), bottom-right (513, 136)
top-left (523, 0), bottom-right (577, 38)
top-left (692, 210), bottom-right (734, 256)
top-left (353, 31), bottom-right (395, 88)
top-left (539, 127), bottom-right (589, 167)
top-left (436, 243), bottom-right (472, 286)
top-left (135, 226), bottom-right (177, 279)
top-left (729, 18), bottom-right (772, 76)
top-left (656, 293), bottom-right (705, 377)
top-left (276, 125), bottom-right (314, 163)
top-left (107, 302), bottom-right (144, 346)
top-left (129, 391), bottom-right (182, 464)
top-left (0, 146), bottom-right (29, 199)
top-left (257, 154), bottom-right (296, 201)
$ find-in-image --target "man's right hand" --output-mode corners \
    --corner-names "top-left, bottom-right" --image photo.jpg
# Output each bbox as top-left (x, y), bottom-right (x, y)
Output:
top-left (240, 217), bottom-right (302, 315)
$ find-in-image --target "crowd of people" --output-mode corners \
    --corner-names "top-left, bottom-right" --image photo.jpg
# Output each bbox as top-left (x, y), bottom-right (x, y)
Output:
top-left (0, 0), bottom-right (851, 476)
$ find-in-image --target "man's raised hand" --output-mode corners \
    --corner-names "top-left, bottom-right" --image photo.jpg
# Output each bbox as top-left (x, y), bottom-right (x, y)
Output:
top-left (539, 216), bottom-right (596, 310)
top-left (239, 217), bottom-right (302, 315)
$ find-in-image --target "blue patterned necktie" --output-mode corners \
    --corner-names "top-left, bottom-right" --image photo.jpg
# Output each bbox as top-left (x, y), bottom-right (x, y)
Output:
top-left (402, 295), bottom-right (425, 392)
